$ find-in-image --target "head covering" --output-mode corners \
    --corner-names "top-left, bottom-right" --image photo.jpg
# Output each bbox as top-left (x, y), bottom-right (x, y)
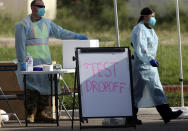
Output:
top-left (141, 7), bottom-right (154, 16)
top-left (138, 7), bottom-right (154, 23)
top-left (30, 0), bottom-right (43, 7)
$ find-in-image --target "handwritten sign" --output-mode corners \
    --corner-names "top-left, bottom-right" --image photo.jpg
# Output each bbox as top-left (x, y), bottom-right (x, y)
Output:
top-left (77, 48), bottom-right (133, 117)
top-left (83, 62), bottom-right (127, 94)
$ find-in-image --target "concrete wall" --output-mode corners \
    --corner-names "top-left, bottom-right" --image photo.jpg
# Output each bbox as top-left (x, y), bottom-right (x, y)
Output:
top-left (0, 0), bottom-right (56, 20)
top-left (0, 0), bottom-right (27, 18)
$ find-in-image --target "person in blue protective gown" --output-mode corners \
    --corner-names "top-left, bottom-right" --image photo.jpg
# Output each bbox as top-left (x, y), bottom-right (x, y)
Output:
top-left (15, 0), bottom-right (88, 122)
top-left (127, 7), bottom-right (183, 124)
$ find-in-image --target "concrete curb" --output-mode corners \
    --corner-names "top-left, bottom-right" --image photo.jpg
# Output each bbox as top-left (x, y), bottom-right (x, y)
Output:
top-left (59, 107), bottom-right (188, 116)
top-left (138, 107), bottom-right (188, 119)
top-left (138, 108), bottom-right (158, 115)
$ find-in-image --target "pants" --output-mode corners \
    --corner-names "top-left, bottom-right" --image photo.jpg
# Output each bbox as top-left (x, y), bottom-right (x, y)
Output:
top-left (26, 89), bottom-right (49, 115)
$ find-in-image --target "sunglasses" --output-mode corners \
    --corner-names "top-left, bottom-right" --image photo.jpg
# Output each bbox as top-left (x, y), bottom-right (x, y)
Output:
top-left (33, 5), bottom-right (45, 8)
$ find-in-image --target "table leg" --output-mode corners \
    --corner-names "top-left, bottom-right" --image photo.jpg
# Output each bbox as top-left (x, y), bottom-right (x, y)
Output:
top-left (23, 74), bottom-right (28, 127)
top-left (54, 74), bottom-right (59, 126)
top-left (50, 75), bottom-right (53, 115)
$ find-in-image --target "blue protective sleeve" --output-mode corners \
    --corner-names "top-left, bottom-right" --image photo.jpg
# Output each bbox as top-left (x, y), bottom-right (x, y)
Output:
top-left (49, 21), bottom-right (78, 39)
top-left (15, 23), bottom-right (27, 63)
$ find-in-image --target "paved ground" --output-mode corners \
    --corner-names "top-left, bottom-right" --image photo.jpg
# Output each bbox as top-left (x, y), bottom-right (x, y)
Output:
top-left (1, 108), bottom-right (188, 131)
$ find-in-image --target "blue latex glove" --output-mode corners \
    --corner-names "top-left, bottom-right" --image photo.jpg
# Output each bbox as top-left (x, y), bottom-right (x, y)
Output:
top-left (150, 59), bottom-right (159, 67)
top-left (20, 62), bottom-right (26, 71)
top-left (75, 34), bottom-right (88, 40)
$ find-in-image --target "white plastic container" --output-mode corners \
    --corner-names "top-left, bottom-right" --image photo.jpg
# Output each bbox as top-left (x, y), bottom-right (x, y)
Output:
top-left (27, 56), bottom-right (33, 71)
top-left (43, 65), bottom-right (53, 71)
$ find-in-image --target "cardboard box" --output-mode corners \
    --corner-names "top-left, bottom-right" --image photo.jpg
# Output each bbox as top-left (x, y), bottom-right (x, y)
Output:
top-left (0, 100), bottom-right (25, 120)
top-left (62, 39), bottom-right (99, 69)
top-left (0, 61), bottom-right (21, 94)
top-left (0, 61), bottom-right (25, 120)
top-left (0, 111), bottom-right (1, 128)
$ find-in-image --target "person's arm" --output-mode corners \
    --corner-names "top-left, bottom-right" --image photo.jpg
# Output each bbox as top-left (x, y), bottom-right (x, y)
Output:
top-left (49, 21), bottom-right (78, 39)
top-left (15, 22), bottom-right (27, 64)
top-left (49, 21), bottom-right (88, 40)
top-left (132, 28), bottom-right (154, 64)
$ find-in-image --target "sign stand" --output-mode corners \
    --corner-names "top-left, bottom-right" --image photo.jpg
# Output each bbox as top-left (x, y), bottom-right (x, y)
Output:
top-left (72, 47), bottom-right (136, 129)
top-left (71, 56), bottom-right (79, 129)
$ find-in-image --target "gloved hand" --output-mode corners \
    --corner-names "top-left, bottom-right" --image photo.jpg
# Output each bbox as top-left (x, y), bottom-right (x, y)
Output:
top-left (75, 34), bottom-right (88, 40)
top-left (150, 59), bottom-right (159, 67)
top-left (20, 62), bottom-right (26, 71)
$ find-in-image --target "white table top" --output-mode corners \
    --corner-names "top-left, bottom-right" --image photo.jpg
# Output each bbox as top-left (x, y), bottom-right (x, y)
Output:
top-left (19, 68), bottom-right (75, 75)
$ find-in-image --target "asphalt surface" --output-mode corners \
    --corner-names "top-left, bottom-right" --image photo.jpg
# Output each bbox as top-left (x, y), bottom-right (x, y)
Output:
top-left (1, 108), bottom-right (188, 131)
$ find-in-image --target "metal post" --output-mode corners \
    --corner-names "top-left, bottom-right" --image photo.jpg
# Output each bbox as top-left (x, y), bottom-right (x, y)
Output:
top-left (176, 0), bottom-right (184, 107)
top-left (113, 0), bottom-right (120, 47)
top-left (54, 74), bottom-right (59, 126)
top-left (24, 75), bottom-right (28, 127)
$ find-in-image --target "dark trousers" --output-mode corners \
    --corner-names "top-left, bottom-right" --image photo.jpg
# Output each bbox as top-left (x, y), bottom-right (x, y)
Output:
top-left (133, 106), bottom-right (139, 116)
top-left (26, 89), bottom-right (49, 115)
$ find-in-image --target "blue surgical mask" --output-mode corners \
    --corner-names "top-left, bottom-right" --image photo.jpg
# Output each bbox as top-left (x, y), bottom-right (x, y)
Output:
top-left (149, 17), bottom-right (156, 26)
top-left (37, 8), bottom-right (45, 17)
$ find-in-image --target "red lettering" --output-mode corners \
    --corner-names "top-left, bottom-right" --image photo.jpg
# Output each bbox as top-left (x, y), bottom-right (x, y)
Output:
top-left (83, 62), bottom-right (118, 78)
top-left (96, 62), bottom-right (103, 77)
top-left (83, 63), bottom-right (89, 69)
top-left (91, 80), bottom-right (97, 92)
top-left (84, 80), bottom-right (127, 94)
top-left (111, 62), bottom-right (118, 77)
top-left (120, 82), bottom-right (126, 93)
top-left (98, 81), bottom-right (104, 92)
top-left (85, 80), bottom-right (91, 92)
top-left (91, 63), bottom-right (96, 76)
top-left (104, 62), bottom-right (112, 77)
top-left (112, 82), bottom-right (119, 92)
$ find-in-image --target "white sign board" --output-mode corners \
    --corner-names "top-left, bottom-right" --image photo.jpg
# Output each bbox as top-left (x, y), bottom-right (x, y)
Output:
top-left (77, 48), bottom-right (133, 117)
top-left (62, 40), bottom-right (99, 69)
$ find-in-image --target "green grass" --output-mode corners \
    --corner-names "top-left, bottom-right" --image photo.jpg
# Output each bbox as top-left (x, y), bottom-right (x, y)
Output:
top-left (157, 44), bottom-right (188, 85)
top-left (0, 47), bottom-right (16, 61)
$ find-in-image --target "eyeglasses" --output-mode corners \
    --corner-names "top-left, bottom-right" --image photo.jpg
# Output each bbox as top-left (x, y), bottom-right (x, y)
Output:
top-left (33, 5), bottom-right (45, 8)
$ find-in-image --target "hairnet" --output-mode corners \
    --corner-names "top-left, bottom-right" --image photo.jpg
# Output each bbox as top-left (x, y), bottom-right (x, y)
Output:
top-left (141, 7), bottom-right (154, 16)
top-left (137, 7), bottom-right (154, 23)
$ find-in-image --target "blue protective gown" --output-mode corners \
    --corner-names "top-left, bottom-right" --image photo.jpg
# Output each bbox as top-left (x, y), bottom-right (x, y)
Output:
top-left (15, 15), bottom-right (79, 95)
top-left (131, 21), bottom-right (168, 108)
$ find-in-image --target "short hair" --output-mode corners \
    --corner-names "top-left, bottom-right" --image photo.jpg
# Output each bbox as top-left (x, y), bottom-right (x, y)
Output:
top-left (30, 0), bottom-right (43, 7)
